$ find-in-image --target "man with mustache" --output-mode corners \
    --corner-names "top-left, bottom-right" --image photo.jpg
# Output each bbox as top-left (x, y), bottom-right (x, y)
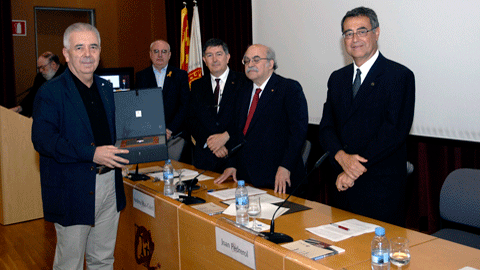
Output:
top-left (215, 44), bottom-right (308, 194)
top-left (136, 40), bottom-right (190, 161)
top-left (11, 51), bottom-right (65, 117)
top-left (32, 22), bottom-right (129, 269)
top-left (187, 38), bottom-right (246, 172)
top-left (318, 7), bottom-right (415, 226)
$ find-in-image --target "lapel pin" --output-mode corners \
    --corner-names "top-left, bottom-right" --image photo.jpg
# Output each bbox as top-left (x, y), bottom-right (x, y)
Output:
top-left (371, 82), bottom-right (375, 86)
top-left (271, 89), bottom-right (274, 92)
top-left (167, 71), bottom-right (172, 77)
top-left (101, 83), bottom-right (105, 86)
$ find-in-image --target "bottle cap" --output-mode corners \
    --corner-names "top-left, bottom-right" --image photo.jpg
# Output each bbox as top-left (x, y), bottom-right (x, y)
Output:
top-left (238, 180), bottom-right (245, 186)
top-left (375, 227), bottom-right (385, 236)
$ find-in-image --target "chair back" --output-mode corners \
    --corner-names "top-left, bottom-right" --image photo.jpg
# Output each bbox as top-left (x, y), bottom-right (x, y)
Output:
top-left (439, 168), bottom-right (480, 229)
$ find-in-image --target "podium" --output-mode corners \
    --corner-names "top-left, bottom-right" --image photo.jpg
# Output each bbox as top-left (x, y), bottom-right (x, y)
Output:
top-left (0, 106), bottom-right (43, 225)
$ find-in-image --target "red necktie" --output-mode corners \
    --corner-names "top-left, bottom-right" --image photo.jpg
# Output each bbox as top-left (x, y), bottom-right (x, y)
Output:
top-left (213, 78), bottom-right (220, 107)
top-left (243, 88), bottom-right (262, 135)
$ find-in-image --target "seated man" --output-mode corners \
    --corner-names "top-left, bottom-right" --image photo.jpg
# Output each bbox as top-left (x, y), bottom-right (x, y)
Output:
top-left (11, 51), bottom-right (65, 117)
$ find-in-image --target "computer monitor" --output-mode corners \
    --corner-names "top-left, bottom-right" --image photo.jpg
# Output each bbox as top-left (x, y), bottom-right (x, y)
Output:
top-left (95, 67), bottom-right (134, 92)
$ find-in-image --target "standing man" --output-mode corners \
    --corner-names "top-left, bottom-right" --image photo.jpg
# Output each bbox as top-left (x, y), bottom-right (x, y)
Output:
top-left (11, 51), bottom-right (65, 117)
top-left (187, 38), bottom-right (246, 173)
top-left (32, 22), bottom-right (129, 269)
top-left (136, 40), bottom-right (190, 161)
top-left (318, 7), bottom-right (415, 226)
top-left (215, 44), bottom-right (308, 194)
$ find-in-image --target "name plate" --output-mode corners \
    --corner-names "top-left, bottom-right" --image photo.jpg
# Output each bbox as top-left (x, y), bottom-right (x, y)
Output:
top-left (133, 189), bottom-right (155, 218)
top-left (215, 227), bottom-right (256, 269)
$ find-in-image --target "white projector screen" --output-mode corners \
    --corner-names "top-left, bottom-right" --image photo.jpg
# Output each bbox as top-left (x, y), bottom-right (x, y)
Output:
top-left (252, 0), bottom-right (480, 143)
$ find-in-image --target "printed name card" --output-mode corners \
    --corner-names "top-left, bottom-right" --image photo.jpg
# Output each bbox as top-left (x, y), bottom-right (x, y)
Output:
top-left (133, 189), bottom-right (155, 218)
top-left (215, 227), bottom-right (256, 269)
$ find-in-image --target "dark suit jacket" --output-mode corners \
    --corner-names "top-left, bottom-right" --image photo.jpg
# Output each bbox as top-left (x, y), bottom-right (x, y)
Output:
top-left (31, 69), bottom-right (126, 226)
top-left (187, 70), bottom-right (246, 172)
top-left (318, 53), bottom-right (415, 225)
top-left (232, 73), bottom-right (308, 190)
top-left (19, 64), bottom-right (66, 117)
top-left (136, 65), bottom-right (190, 136)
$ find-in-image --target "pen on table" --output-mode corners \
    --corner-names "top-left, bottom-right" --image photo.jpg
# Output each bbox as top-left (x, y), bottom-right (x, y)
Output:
top-left (207, 187), bottom-right (228, 192)
top-left (330, 223), bottom-right (349, 231)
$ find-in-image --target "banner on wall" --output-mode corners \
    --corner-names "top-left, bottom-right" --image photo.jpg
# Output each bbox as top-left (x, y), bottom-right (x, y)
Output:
top-left (188, 4), bottom-right (203, 86)
top-left (180, 6), bottom-right (190, 72)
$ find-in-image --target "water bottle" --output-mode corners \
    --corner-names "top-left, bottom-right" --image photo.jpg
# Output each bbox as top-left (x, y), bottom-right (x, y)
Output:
top-left (371, 227), bottom-right (390, 270)
top-left (163, 159), bottom-right (174, 196)
top-left (235, 180), bottom-right (249, 226)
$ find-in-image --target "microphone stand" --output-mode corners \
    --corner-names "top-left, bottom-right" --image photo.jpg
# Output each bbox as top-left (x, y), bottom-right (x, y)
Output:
top-left (262, 152), bottom-right (330, 244)
top-left (177, 170), bottom-right (207, 205)
top-left (129, 164), bottom-right (150, 181)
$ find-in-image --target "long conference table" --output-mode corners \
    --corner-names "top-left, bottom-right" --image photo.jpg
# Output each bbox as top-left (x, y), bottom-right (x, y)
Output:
top-left (114, 160), bottom-right (480, 270)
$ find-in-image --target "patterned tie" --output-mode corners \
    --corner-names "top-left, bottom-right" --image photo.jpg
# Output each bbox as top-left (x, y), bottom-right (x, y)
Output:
top-left (243, 88), bottom-right (262, 135)
top-left (352, 68), bottom-right (361, 98)
top-left (213, 78), bottom-right (220, 107)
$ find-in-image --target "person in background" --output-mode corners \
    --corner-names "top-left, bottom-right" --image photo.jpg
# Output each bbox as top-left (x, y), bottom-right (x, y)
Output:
top-left (32, 22), bottom-right (129, 269)
top-left (215, 44), bottom-right (308, 194)
top-left (136, 40), bottom-right (190, 161)
top-left (11, 51), bottom-right (65, 117)
top-left (318, 7), bottom-right (415, 226)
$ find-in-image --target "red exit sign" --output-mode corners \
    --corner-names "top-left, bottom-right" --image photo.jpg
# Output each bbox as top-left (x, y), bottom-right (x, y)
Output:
top-left (12, 20), bottom-right (26, 36)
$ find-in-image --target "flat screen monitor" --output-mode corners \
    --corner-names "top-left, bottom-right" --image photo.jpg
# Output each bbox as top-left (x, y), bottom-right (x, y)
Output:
top-left (95, 67), bottom-right (134, 92)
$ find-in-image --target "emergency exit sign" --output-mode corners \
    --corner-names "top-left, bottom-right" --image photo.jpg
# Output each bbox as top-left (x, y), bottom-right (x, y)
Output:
top-left (12, 20), bottom-right (26, 36)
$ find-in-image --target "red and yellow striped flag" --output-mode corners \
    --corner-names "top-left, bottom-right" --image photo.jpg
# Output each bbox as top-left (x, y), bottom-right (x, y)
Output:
top-left (180, 6), bottom-right (190, 71)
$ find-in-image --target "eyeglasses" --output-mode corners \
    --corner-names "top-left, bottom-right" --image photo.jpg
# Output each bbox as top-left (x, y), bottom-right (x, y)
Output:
top-left (152, 49), bottom-right (169, 55)
top-left (242, 56), bottom-right (269, 65)
top-left (342, 27), bottom-right (376, 39)
top-left (37, 61), bottom-right (52, 71)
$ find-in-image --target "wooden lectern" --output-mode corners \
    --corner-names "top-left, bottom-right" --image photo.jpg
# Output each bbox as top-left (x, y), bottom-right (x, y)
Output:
top-left (0, 106), bottom-right (43, 225)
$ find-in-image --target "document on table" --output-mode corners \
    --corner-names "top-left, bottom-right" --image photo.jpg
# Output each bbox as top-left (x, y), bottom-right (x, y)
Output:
top-left (149, 169), bottom-right (213, 181)
top-left (222, 202), bottom-right (289, 220)
top-left (222, 193), bottom-right (284, 205)
top-left (208, 186), bottom-right (267, 200)
top-left (306, 219), bottom-right (378, 242)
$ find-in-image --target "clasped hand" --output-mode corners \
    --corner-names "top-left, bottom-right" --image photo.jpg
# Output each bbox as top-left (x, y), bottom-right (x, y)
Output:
top-left (93, 145), bottom-right (129, 168)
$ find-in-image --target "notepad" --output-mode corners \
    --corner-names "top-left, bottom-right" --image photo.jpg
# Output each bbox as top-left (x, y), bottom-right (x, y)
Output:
top-left (282, 239), bottom-right (344, 260)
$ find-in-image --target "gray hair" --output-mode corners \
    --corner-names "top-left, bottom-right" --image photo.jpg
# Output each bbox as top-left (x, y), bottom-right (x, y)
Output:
top-left (266, 46), bottom-right (278, 70)
top-left (341, 7), bottom-right (379, 32)
top-left (150, 40), bottom-right (171, 51)
top-left (63, 23), bottom-right (101, 49)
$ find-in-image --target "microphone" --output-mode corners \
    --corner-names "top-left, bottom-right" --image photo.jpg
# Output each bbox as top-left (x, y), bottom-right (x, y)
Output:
top-left (168, 131), bottom-right (183, 141)
top-left (262, 151), bottom-right (330, 244)
top-left (177, 170), bottom-right (207, 205)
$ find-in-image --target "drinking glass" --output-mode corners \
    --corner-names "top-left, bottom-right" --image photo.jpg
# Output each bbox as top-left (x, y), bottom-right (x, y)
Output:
top-left (389, 237), bottom-right (411, 269)
top-left (247, 196), bottom-right (261, 230)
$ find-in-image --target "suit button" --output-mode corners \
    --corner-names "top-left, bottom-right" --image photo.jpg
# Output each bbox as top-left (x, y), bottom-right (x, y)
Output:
top-left (89, 191), bottom-right (94, 195)
top-left (91, 142), bottom-right (95, 146)
top-left (90, 166), bottom-right (95, 171)
top-left (216, 122), bottom-right (220, 126)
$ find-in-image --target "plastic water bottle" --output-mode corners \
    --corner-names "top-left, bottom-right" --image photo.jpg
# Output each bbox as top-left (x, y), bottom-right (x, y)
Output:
top-left (163, 159), bottom-right (174, 196)
top-left (235, 180), bottom-right (249, 226)
top-left (371, 227), bottom-right (390, 270)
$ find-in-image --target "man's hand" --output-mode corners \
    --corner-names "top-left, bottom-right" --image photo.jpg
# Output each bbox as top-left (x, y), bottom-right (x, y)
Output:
top-left (166, 129), bottom-right (172, 140)
top-left (214, 167), bottom-right (237, 184)
top-left (274, 166), bottom-right (291, 194)
top-left (10, 106), bottom-right (22, 113)
top-left (93, 145), bottom-right (129, 168)
top-left (207, 132), bottom-right (230, 153)
top-left (335, 150), bottom-right (367, 180)
top-left (336, 172), bottom-right (355, 191)
top-left (213, 145), bottom-right (228, 158)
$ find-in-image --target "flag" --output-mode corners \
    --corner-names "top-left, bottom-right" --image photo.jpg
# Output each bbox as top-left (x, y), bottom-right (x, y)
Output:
top-left (188, 4), bottom-right (203, 86)
top-left (180, 6), bottom-right (189, 71)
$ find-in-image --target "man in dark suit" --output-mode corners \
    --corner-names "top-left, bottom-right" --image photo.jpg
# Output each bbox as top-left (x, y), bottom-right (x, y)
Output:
top-left (215, 44), bottom-right (308, 194)
top-left (32, 23), bottom-right (129, 268)
top-left (187, 38), bottom-right (245, 172)
top-left (318, 7), bottom-right (415, 226)
top-left (11, 51), bottom-right (65, 117)
top-left (136, 40), bottom-right (190, 160)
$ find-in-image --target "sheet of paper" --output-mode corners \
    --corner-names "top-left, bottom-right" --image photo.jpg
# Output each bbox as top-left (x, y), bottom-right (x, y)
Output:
top-left (306, 219), bottom-right (378, 242)
top-left (149, 169), bottom-right (213, 181)
top-left (191, 202), bottom-right (226, 216)
top-left (222, 202), bottom-right (289, 220)
top-left (208, 186), bottom-right (267, 200)
top-left (222, 193), bottom-right (285, 205)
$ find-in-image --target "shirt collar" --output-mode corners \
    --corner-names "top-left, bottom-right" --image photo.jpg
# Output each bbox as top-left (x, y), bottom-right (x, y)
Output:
top-left (210, 67), bottom-right (230, 83)
top-left (353, 50), bottom-right (379, 81)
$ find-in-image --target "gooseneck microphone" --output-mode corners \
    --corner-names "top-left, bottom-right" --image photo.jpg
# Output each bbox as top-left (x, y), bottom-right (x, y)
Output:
top-left (262, 151), bottom-right (330, 244)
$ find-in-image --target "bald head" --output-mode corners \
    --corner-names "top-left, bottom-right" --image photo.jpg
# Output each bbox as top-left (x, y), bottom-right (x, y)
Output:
top-left (150, 40), bottom-right (171, 70)
top-left (243, 44), bottom-right (276, 86)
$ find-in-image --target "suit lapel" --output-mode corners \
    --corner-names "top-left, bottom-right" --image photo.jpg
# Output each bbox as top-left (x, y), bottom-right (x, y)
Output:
top-left (63, 70), bottom-right (95, 139)
top-left (95, 76), bottom-right (115, 143)
top-left (218, 72), bottom-right (236, 115)
top-left (163, 65), bottom-right (173, 91)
